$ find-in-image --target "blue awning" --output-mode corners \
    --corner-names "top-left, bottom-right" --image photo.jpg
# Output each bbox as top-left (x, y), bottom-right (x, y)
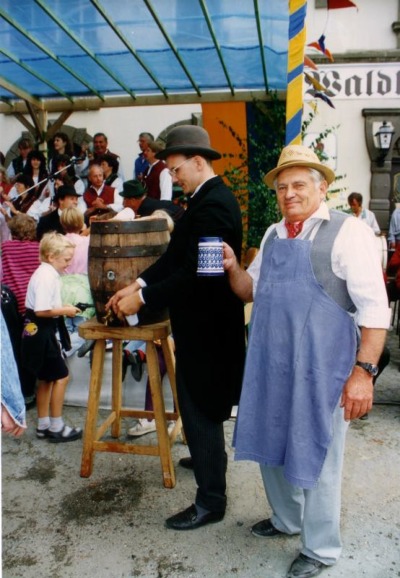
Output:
top-left (0, 0), bottom-right (291, 111)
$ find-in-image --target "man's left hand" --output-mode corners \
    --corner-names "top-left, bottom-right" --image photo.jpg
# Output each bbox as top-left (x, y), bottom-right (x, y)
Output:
top-left (340, 366), bottom-right (374, 421)
top-left (114, 291), bottom-right (143, 320)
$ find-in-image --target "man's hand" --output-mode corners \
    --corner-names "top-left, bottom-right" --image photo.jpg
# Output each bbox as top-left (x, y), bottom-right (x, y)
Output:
top-left (222, 242), bottom-right (238, 272)
top-left (106, 282), bottom-right (141, 314)
top-left (1, 405), bottom-right (26, 438)
top-left (92, 197), bottom-right (108, 209)
top-left (340, 366), bottom-right (374, 421)
top-left (114, 292), bottom-right (143, 320)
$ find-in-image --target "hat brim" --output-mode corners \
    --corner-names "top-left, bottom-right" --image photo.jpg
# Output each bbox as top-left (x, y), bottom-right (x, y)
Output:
top-left (55, 192), bottom-right (80, 198)
top-left (155, 145), bottom-right (221, 161)
top-left (119, 192), bottom-right (143, 198)
top-left (264, 161), bottom-right (335, 189)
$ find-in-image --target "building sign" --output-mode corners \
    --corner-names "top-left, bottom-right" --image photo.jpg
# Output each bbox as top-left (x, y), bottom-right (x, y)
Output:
top-left (303, 62), bottom-right (400, 100)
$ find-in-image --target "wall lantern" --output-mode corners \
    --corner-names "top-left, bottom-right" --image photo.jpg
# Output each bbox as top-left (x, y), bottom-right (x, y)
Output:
top-left (374, 120), bottom-right (395, 166)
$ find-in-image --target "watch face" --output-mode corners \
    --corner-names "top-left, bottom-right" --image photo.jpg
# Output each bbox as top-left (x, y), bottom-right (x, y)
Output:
top-left (356, 361), bottom-right (379, 377)
top-left (370, 366), bottom-right (379, 377)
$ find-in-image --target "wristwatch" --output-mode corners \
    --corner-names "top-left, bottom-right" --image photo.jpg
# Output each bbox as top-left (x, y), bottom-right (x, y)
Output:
top-left (355, 361), bottom-right (379, 377)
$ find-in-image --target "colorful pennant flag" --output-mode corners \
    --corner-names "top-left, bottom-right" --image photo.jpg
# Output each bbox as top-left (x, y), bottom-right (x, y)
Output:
top-left (308, 34), bottom-right (334, 62)
top-left (327, 0), bottom-right (357, 9)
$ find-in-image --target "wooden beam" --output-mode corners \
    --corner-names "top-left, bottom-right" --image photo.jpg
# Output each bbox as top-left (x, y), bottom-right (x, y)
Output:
top-left (0, 90), bottom-right (286, 115)
top-left (46, 111), bottom-right (73, 139)
top-left (13, 112), bottom-right (36, 135)
top-left (0, 78), bottom-right (44, 110)
top-left (26, 102), bottom-right (44, 140)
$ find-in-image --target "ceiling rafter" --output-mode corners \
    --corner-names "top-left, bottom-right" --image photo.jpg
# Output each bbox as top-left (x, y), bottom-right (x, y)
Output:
top-left (0, 48), bottom-right (74, 103)
top-left (0, 76), bottom-right (44, 109)
top-left (253, 0), bottom-right (269, 94)
top-left (198, 0), bottom-right (234, 96)
top-left (90, 0), bottom-right (169, 99)
top-left (34, 0), bottom-right (137, 100)
top-left (0, 6), bottom-right (105, 101)
top-left (143, 0), bottom-right (202, 97)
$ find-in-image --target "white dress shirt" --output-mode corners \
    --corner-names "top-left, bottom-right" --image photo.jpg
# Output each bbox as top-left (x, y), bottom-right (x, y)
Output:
top-left (247, 203), bottom-right (391, 329)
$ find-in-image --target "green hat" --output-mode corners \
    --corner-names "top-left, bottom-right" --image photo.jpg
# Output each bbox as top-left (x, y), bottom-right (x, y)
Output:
top-left (120, 180), bottom-right (146, 198)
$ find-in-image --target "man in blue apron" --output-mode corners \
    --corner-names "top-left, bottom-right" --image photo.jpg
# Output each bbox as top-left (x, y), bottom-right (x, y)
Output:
top-left (223, 145), bottom-right (390, 578)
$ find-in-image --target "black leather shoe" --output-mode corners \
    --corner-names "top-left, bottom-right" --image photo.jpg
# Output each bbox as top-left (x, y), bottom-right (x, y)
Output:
top-left (251, 518), bottom-right (285, 537)
top-left (287, 554), bottom-right (327, 578)
top-left (165, 504), bottom-right (224, 530)
top-left (179, 457), bottom-right (194, 470)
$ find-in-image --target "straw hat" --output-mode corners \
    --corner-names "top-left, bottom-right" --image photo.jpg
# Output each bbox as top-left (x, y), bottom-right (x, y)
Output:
top-left (263, 145), bottom-right (335, 188)
top-left (155, 125), bottom-right (221, 160)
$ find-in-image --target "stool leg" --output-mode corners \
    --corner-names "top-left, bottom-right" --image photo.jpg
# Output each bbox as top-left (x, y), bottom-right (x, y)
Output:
top-left (111, 340), bottom-right (123, 438)
top-left (81, 340), bottom-right (106, 478)
top-left (160, 336), bottom-right (184, 443)
top-left (147, 340), bottom-right (175, 489)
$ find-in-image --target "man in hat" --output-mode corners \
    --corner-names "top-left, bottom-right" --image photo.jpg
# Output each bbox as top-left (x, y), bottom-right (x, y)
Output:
top-left (36, 184), bottom-right (81, 240)
top-left (223, 145), bottom-right (390, 578)
top-left (107, 125), bottom-right (246, 530)
top-left (119, 179), bottom-right (184, 222)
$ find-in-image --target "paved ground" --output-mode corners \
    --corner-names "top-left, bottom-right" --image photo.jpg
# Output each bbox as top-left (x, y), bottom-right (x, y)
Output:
top-left (2, 329), bottom-right (400, 578)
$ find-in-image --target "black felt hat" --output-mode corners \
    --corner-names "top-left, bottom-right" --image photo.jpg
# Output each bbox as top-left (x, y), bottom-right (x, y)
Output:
top-left (155, 125), bottom-right (221, 161)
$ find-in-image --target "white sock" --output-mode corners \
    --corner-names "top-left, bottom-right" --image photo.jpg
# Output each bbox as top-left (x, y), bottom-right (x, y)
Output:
top-left (38, 417), bottom-right (50, 430)
top-left (50, 416), bottom-right (64, 433)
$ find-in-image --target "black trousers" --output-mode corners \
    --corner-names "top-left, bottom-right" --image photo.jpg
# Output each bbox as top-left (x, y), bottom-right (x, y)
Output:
top-left (176, 363), bottom-right (228, 513)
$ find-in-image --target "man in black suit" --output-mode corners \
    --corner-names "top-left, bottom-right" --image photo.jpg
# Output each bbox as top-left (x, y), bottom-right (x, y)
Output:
top-left (36, 184), bottom-right (80, 240)
top-left (108, 125), bottom-right (245, 530)
top-left (118, 179), bottom-right (184, 222)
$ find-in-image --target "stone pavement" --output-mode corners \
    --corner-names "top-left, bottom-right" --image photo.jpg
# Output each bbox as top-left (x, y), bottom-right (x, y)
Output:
top-left (1, 329), bottom-right (399, 578)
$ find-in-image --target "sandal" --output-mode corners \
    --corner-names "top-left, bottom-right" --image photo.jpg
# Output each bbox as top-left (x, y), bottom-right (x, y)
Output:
top-left (36, 428), bottom-right (51, 439)
top-left (47, 425), bottom-right (83, 443)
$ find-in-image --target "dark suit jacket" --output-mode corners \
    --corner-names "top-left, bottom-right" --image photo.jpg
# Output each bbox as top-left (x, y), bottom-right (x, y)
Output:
top-left (136, 196), bottom-right (185, 222)
top-left (140, 176), bottom-right (245, 422)
top-left (36, 209), bottom-right (63, 241)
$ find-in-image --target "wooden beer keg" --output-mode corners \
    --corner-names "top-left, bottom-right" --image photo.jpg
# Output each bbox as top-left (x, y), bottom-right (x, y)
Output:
top-left (88, 218), bottom-right (170, 326)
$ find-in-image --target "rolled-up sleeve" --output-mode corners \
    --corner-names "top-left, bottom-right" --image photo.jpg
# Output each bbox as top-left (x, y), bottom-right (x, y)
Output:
top-left (332, 218), bottom-right (391, 328)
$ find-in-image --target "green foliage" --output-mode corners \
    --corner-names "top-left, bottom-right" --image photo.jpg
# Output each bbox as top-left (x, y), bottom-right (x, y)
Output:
top-left (220, 100), bottom-right (346, 249)
top-left (220, 93), bottom-right (285, 249)
top-left (301, 111), bottom-right (347, 200)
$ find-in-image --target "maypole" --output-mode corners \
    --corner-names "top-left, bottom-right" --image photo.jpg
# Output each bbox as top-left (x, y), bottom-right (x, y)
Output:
top-left (286, 0), bottom-right (308, 145)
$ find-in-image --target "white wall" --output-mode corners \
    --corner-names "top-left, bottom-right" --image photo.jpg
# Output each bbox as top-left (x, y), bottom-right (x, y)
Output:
top-left (0, 103), bottom-right (202, 180)
top-left (306, 0), bottom-right (398, 52)
top-left (302, 98), bottom-right (398, 208)
top-left (304, 0), bottom-right (399, 212)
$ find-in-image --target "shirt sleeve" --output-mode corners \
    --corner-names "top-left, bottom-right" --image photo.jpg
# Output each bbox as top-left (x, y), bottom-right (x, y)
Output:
top-left (108, 187), bottom-right (124, 212)
top-left (159, 169), bottom-right (173, 201)
top-left (331, 217), bottom-right (391, 328)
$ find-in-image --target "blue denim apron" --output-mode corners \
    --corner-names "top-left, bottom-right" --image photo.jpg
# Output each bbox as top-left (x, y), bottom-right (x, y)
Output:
top-left (234, 237), bottom-right (357, 489)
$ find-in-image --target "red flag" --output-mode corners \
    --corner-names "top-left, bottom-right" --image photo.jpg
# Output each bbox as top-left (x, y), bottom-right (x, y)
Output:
top-left (327, 0), bottom-right (357, 9)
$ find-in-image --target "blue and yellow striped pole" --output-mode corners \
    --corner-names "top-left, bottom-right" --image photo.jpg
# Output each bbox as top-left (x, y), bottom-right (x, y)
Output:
top-left (286, 0), bottom-right (307, 145)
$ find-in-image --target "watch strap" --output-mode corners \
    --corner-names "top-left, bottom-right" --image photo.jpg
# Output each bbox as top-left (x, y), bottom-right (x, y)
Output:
top-left (355, 361), bottom-right (379, 376)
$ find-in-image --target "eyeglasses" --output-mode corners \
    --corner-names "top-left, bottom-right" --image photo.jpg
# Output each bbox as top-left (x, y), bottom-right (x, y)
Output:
top-left (168, 157), bottom-right (193, 177)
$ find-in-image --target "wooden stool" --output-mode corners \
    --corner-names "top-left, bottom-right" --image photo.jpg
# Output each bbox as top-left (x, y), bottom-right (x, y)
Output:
top-left (78, 319), bottom-right (181, 488)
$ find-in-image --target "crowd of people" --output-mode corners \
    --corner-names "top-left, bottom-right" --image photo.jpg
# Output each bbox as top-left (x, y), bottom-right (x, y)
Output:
top-left (1, 126), bottom-right (398, 578)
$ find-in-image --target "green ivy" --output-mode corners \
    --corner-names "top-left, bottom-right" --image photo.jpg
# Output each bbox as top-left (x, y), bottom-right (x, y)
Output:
top-left (220, 97), bottom-right (346, 250)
